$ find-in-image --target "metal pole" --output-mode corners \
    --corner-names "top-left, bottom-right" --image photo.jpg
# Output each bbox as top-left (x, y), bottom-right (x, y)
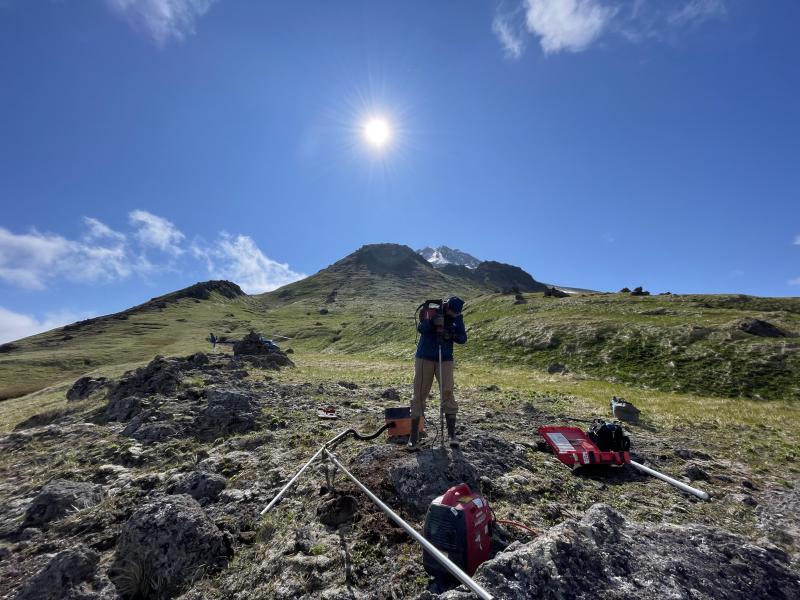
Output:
top-left (438, 342), bottom-right (444, 446)
top-left (630, 460), bottom-right (710, 501)
top-left (324, 449), bottom-right (493, 600)
top-left (260, 429), bottom-right (352, 515)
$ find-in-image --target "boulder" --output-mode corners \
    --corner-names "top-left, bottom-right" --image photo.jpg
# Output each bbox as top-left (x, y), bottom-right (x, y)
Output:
top-left (23, 479), bottom-right (103, 528)
top-left (110, 495), bottom-right (231, 599)
top-left (108, 356), bottom-right (183, 401)
top-left (104, 395), bottom-right (145, 422)
top-left (66, 377), bottom-right (108, 402)
top-left (195, 389), bottom-right (261, 440)
top-left (11, 544), bottom-right (117, 600)
top-left (737, 318), bottom-right (788, 338)
top-left (168, 471), bottom-right (227, 504)
top-left (547, 362), bottom-right (567, 374)
top-left (437, 504), bottom-right (800, 600)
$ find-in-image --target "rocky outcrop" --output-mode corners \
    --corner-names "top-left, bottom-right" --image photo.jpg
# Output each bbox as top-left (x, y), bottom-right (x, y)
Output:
top-left (23, 479), bottom-right (103, 528)
top-left (437, 504), bottom-right (800, 600)
top-left (110, 495), bottom-right (231, 599)
top-left (108, 356), bottom-right (183, 402)
top-left (737, 317), bottom-right (788, 338)
top-left (66, 376), bottom-right (109, 402)
top-left (168, 471), bottom-right (227, 504)
top-left (195, 389), bottom-right (261, 440)
top-left (11, 544), bottom-right (118, 600)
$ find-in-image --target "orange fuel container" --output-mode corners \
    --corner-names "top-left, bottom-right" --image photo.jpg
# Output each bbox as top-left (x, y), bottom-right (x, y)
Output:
top-left (384, 407), bottom-right (425, 438)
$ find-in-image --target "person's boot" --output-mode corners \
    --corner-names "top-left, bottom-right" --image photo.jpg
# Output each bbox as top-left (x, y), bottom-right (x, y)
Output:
top-left (407, 418), bottom-right (420, 451)
top-left (446, 414), bottom-right (459, 448)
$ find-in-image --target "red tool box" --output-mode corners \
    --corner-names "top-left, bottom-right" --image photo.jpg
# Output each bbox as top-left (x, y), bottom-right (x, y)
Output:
top-left (538, 425), bottom-right (630, 467)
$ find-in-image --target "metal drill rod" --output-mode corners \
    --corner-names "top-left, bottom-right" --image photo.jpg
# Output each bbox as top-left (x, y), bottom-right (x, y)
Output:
top-left (324, 448), bottom-right (493, 600)
top-left (630, 460), bottom-right (710, 501)
top-left (260, 428), bottom-right (353, 515)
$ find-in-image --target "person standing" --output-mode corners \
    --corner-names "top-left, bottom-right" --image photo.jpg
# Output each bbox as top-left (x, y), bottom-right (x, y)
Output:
top-left (408, 297), bottom-right (467, 450)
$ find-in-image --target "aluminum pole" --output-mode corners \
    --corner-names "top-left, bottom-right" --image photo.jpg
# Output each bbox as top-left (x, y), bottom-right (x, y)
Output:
top-left (260, 429), bottom-right (352, 515)
top-left (324, 448), bottom-right (493, 600)
top-left (630, 460), bottom-right (710, 501)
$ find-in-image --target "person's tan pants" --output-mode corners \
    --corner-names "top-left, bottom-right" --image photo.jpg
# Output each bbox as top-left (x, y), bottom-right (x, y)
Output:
top-left (411, 358), bottom-right (457, 418)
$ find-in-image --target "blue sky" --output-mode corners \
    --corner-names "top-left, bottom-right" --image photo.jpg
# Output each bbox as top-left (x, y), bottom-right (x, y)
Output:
top-left (1, 0), bottom-right (798, 342)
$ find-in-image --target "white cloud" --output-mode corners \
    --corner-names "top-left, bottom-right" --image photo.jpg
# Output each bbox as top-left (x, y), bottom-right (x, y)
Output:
top-left (192, 234), bottom-right (305, 294)
top-left (794, 235), bottom-right (800, 245)
top-left (129, 210), bottom-right (185, 255)
top-left (494, 0), bottom-right (727, 56)
top-left (105, 0), bottom-right (218, 45)
top-left (790, 277), bottom-right (800, 286)
top-left (493, 12), bottom-right (527, 59)
top-left (0, 306), bottom-right (95, 345)
top-left (525, 0), bottom-right (614, 54)
top-left (0, 226), bottom-right (134, 289)
top-left (668, 0), bottom-right (726, 28)
top-left (83, 217), bottom-right (126, 242)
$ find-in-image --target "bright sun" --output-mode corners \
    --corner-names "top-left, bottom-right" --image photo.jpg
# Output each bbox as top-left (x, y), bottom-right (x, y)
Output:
top-left (363, 117), bottom-right (391, 148)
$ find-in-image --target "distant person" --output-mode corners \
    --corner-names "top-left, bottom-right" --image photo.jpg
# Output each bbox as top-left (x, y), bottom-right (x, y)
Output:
top-left (408, 297), bottom-right (467, 450)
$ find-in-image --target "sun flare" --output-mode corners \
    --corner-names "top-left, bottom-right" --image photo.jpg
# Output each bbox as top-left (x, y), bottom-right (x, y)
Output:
top-left (363, 117), bottom-right (391, 148)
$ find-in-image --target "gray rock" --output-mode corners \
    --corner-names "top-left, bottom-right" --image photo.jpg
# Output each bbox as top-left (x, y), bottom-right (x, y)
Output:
top-left (109, 356), bottom-right (183, 401)
top-left (11, 544), bottom-right (118, 600)
top-left (737, 317), bottom-right (788, 338)
top-left (168, 471), bottom-right (227, 504)
top-left (438, 504), bottom-right (800, 600)
top-left (66, 377), bottom-right (109, 402)
top-left (23, 480), bottom-right (103, 528)
top-left (104, 395), bottom-right (145, 422)
top-left (546, 362), bottom-right (567, 374)
top-left (195, 389), bottom-right (261, 440)
top-left (110, 495), bottom-right (231, 599)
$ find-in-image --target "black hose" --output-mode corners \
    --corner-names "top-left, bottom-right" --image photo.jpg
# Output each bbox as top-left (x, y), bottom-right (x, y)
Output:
top-left (326, 422), bottom-right (395, 450)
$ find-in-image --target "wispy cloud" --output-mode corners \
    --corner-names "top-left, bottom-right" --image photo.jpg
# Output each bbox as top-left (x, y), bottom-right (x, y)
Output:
top-left (0, 306), bottom-right (95, 344)
top-left (794, 235), bottom-right (800, 245)
top-left (191, 234), bottom-right (305, 294)
top-left (0, 223), bottom-right (135, 290)
top-left (1, 212), bottom-right (305, 296)
top-left (790, 277), bottom-right (800, 286)
top-left (129, 210), bottom-right (185, 255)
top-left (494, 0), bottom-right (727, 57)
top-left (493, 11), bottom-right (527, 59)
top-left (668, 0), bottom-right (726, 28)
top-left (104, 0), bottom-right (219, 45)
top-left (525, 0), bottom-right (615, 54)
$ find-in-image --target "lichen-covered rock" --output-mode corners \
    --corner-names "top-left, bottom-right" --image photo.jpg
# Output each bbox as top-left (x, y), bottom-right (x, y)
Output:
top-left (737, 317), bottom-right (788, 338)
top-left (436, 504), bottom-right (800, 600)
top-left (110, 495), bottom-right (231, 599)
top-left (23, 479), bottom-right (103, 528)
top-left (104, 395), bottom-right (146, 422)
top-left (11, 544), bottom-right (118, 600)
top-left (66, 377), bottom-right (109, 402)
top-left (108, 356), bottom-right (183, 401)
top-left (195, 389), bottom-right (261, 440)
top-left (168, 471), bottom-right (227, 504)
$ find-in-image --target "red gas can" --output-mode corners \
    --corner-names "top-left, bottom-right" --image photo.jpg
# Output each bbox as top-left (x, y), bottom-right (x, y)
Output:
top-left (423, 483), bottom-right (492, 577)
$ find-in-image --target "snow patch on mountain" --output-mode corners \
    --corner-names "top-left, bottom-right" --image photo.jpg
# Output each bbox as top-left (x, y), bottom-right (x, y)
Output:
top-left (417, 246), bottom-right (481, 269)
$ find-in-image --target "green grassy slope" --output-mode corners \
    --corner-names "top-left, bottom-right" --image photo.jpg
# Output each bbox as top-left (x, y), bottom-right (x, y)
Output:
top-left (1, 243), bottom-right (798, 411)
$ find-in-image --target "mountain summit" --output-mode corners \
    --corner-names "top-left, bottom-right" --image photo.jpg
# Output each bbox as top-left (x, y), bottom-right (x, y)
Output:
top-left (417, 246), bottom-right (481, 269)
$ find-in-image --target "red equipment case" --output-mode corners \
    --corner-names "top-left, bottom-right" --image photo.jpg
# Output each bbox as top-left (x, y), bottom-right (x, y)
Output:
top-left (538, 425), bottom-right (630, 467)
top-left (423, 483), bottom-right (492, 577)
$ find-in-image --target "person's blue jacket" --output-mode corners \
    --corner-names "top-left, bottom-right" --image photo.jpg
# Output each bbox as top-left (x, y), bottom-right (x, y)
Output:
top-left (416, 303), bottom-right (467, 362)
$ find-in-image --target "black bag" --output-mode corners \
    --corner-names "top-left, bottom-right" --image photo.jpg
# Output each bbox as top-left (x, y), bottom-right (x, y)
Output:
top-left (588, 420), bottom-right (630, 452)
